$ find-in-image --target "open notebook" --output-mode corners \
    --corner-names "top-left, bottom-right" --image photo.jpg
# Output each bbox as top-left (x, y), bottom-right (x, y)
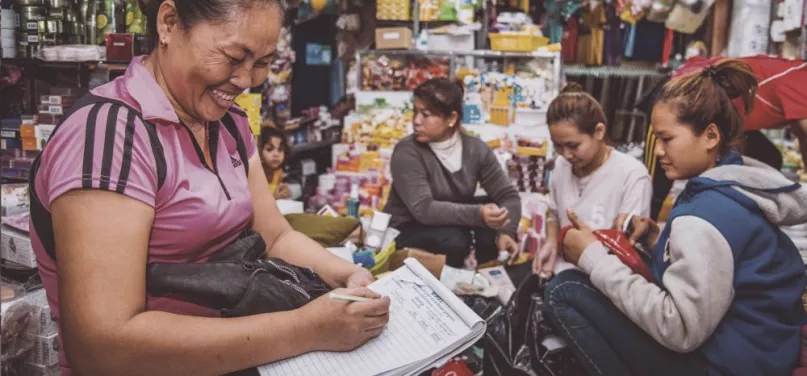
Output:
top-left (258, 258), bottom-right (486, 376)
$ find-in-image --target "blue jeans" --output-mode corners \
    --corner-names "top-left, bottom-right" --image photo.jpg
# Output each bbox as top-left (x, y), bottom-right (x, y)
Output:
top-left (545, 270), bottom-right (709, 376)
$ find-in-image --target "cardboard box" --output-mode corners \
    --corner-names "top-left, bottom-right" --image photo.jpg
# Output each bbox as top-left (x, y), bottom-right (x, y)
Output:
top-left (23, 289), bottom-right (57, 336)
top-left (20, 124), bottom-right (36, 138)
top-left (37, 104), bottom-right (65, 116)
top-left (22, 137), bottom-right (39, 151)
top-left (375, 27), bottom-right (413, 50)
top-left (105, 33), bottom-right (135, 62)
top-left (20, 362), bottom-right (60, 376)
top-left (1, 127), bottom-right (20, 140)
top-left (25, 332), bottom-right (59, 366)
top-left (1, 138), bottom-right (21, 150)
top-left (389, 248), bottom-right (445, 279)
top-left (1, 184), bottom-right (29, 217)
top-left (427, 32), bottom-right (475, 52)
top-left (1, 225), bottom-right (36, 268)
top-left (36, 124), bottom-right (56, 148)
top-left (40, 95), bottom-right (76, 105)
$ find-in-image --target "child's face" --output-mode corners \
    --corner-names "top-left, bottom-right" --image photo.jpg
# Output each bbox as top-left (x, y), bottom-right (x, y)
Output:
top-left (549, 120), bottom-right (606, 171)
top-left (651, 102), bottom-right (720, 180)
top-left (261, 137), bottom-right (285, 171)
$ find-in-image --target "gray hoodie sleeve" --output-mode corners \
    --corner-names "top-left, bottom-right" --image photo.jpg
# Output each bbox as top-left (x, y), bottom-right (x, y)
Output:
top-left (389, 143), bottom-right (486, 227)
top-left (578, 215), bottom-right (735, 352)
top-left (477, 145), bottom-right (521, 236)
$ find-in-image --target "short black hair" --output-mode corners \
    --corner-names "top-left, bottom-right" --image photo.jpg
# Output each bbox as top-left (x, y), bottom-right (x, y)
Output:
top-left (413, 78), bottom-right (464, 127)
top-left (259, 126), bottom-right (290, 156)
top-left (139, 0), bottom-right (286, 51)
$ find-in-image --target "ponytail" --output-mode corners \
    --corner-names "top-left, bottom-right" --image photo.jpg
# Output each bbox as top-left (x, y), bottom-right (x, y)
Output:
top-left (656, 59), bottom-right (758, 155)
top-left (546, 82), bottom-right (608, 135)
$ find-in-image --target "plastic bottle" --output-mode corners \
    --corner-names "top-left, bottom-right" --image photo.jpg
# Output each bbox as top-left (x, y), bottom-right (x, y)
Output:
top-left (347, 178), bottom-right (360, 218)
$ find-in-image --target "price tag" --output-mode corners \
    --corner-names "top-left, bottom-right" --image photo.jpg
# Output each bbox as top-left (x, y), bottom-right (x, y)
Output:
top-left (1, 131), bottom-right (16, 138)
top-left (48, 106), bottom-right (63, 115)
top-left (26, 21), bottom-right (37, 30)
top-left (27, 35), bottom-right (39, 43)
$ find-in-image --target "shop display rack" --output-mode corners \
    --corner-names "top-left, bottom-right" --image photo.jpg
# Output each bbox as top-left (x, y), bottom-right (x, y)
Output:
top-left (2, 58), bottom-right (129, 115)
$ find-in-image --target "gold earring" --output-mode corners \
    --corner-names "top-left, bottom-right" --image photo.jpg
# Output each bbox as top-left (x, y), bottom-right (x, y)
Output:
top-left (160, 38), bottom-right (167, 45)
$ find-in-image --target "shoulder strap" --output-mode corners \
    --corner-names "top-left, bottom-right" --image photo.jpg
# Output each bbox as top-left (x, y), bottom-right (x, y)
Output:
top-left (220, 111), bottom-right (250, 176)
top-left (29, 93), bottom-right (165, 261)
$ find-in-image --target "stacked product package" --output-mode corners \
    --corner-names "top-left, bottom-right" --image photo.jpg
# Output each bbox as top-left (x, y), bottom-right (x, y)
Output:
top-left (1, 184), bottom-right (36, 270)
top-left (1, 117), bottom-right (39, 180)
top-left (1, 281), bottom-right (59, 376)
top-left (0, 88), bottom-right (78, 180)
top-left (1, 6), bottom-right (15, 58)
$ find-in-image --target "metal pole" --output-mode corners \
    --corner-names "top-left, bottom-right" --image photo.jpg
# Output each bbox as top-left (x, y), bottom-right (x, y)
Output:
top-left (413, 0), bottom-right (419, 41)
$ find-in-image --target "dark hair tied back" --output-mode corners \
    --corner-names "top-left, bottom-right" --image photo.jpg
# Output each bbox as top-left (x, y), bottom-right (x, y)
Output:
top-left (546, 82), bottom-right (607, 135)
top-left (559, 82), bottom-right (585, 94)
top-left (657, 59), bottom-right (758, 156)
top-left (139, 0), bottom-right (285, 51)
top-left (701, 66), bottom-right (718, 80)
top-left (413, 78), bottom-right (464, 128)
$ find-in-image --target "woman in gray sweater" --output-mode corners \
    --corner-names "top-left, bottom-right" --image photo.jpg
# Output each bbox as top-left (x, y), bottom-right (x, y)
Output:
top-left (383, 78), bottom-right (522, 267)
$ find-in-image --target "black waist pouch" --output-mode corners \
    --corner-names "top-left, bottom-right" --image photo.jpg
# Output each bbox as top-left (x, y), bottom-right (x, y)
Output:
top-left (145, 230), bottom-right (331, 317)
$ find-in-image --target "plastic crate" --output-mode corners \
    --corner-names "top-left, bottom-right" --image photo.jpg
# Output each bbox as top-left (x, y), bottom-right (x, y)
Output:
top-left (490, 106), bottom-right (513, 126)
top-left (489, 33), bottom-right (549, 52)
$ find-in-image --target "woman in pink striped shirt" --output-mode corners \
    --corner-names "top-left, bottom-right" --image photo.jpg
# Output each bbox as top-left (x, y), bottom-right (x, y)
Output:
top-left (28, 0), bottom-right (389, 374)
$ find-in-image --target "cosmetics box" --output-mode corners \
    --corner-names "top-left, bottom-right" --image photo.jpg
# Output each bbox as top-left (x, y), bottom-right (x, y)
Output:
top-left (1, 225), bottom-right (36, 269)
top-left (25, 332), bottom-right (59, 366)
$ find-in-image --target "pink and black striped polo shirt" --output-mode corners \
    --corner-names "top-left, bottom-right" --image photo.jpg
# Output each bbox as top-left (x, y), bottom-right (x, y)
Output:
top-left (29, 55), bottom-right (257, 374)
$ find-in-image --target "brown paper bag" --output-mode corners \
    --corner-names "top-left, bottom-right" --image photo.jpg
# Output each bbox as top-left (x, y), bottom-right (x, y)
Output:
top-left (389, 248), bottom-right (446, 279)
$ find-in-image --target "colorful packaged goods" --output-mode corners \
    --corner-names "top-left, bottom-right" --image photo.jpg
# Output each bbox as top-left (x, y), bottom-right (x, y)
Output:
top-left (360, 54), bottom-right (450, 91)
top-left (376, 0), bottom-right (410, 21)
top-left (342, 110), bottom-right (411, 148)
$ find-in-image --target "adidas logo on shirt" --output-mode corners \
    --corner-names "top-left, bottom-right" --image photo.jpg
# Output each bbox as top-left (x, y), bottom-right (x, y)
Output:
top-left (231, 156), bottom-right (243, 168)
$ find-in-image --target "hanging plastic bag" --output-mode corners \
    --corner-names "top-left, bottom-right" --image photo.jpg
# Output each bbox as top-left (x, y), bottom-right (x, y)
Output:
top-left (481, 274), bottom-right (587, 376)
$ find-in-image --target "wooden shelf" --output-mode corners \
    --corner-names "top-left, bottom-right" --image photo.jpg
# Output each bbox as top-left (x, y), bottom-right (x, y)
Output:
top-left (2, 58), bottom-right (100, 68)
top-left (2, 58), bottom-right (131, 71)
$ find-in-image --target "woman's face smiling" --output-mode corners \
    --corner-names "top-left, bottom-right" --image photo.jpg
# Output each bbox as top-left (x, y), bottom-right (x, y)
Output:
top-left (154, 1), bottom-right (282, 123)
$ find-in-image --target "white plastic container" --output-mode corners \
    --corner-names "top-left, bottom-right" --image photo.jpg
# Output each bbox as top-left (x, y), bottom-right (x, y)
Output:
top-left (514, 108), bottom-right (546, 127)
top-left (427, 32), bottom-right (475, 52)
top-left (1, 9), bottom-right (18, 30)
top-left (1, 46), bottom-right (17, 58)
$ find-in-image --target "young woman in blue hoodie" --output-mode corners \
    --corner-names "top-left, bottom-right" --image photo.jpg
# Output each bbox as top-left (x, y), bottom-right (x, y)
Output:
top-left (547, 59), bottom-right (807, 376)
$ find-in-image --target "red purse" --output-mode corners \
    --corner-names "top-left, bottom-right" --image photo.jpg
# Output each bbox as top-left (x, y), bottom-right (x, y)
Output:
top-left (559, 226), bottom-right (656, 282)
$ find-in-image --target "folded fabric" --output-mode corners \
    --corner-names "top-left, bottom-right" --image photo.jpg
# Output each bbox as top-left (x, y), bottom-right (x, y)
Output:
top-left (285, 213), bottom-right (362, 247)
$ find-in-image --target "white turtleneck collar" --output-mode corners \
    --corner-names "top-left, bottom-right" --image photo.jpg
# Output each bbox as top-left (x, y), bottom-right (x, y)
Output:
top-left (429, 131), bottom-right (463, 173)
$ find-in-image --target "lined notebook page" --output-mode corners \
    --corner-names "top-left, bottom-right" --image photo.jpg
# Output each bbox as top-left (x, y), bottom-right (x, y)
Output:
top-left (258, 260), bottom-right (474, 376)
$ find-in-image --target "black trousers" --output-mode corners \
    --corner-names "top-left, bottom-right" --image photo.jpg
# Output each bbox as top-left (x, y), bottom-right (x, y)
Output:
top-left (395, 223), bottom-right (499, 268)
top-left (646, 129), bottom-right (783, 220)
